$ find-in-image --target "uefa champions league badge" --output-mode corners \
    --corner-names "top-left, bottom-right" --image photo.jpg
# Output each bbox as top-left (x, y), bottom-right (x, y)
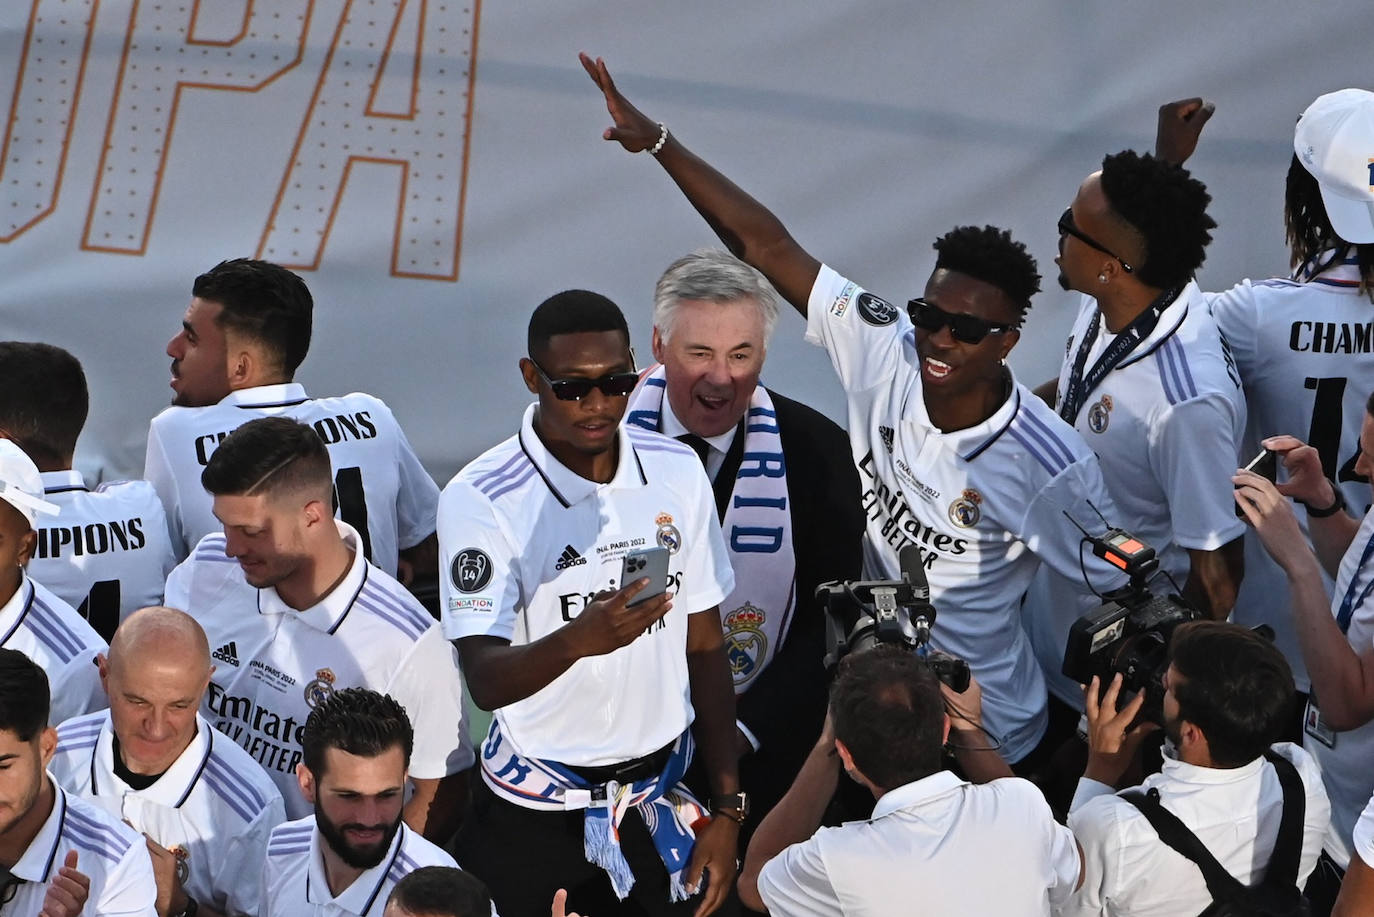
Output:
top-left (656, 512), bottom-right (682, 554)
top-left (1087, 394), bottom-right (1113, 434)
top-left (305, 668), bottom-right (337, 708)
top-left (948, 488), bottom-right (982, 528)
top-left (724, 603), bottom-right (768, 687)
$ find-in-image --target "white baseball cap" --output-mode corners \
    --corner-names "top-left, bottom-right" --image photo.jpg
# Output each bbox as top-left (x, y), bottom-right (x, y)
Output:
top-left (1294, 88), bottom-right (1374, 244)
top-left (0, 440), bottom-right (58, 528)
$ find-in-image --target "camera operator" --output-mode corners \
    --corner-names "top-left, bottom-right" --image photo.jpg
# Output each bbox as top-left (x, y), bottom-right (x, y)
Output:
top-left (738, 646), bottom-right (1079, 916)
top-left (1063, 621), bottom-right (1329, 916)
top-left (1237, 413), bottom-right (1374, 913)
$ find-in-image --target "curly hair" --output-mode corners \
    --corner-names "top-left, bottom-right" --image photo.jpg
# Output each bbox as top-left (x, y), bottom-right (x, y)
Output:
top-left (1285, 153), bottom-right (1374, 302)
top-left (1099, 150), bottom-right (1215, 290)
top-left (932, 225), bottom-right (1041, 323)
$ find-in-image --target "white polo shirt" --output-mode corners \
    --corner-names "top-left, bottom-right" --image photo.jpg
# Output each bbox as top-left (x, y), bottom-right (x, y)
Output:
top-left (1304, 506), bottom-right (1374, 868)
top-left (1208, 256), bottom-right (1374, 692)
top-left (164, 522), bottom-right (473, 818)
top-left (260, 815), bottom-right (456, 917)
top-left (29, 470), bottom-right (176, 638)
top-left (0, 573), bottom-right (105, 725)
top-left (757, 771), bottom-right (1079, 916)
top-left (1032, 282), bottom-right (1247, 707)
top-left (1353, 790), bottom-right (1374, 867)
top-left (3, 781), bottom-right (156, 917)
top-left (51, 710), bottom-right (287, 917)
top-left (438, 405), bottom-right (734, 767)
top-left (804, 266), bottom-right (1126, 762)
top-left (144, 383), bottom-right (440, 574)
top-left (1064, 742), bottom-right (1329, 916)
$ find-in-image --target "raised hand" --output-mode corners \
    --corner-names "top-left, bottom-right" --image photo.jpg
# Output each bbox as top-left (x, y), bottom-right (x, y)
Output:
top-left (39, 850), bottom-right (89, 917)
top-left (1155, 97), bottom-right (1215, 165)
top-left (1082, 674), bottom-right (1157, 787)
top-left (1263, 434), bottom-right (1333, 506)
top-left (579, 52), bottom-right (665, 153)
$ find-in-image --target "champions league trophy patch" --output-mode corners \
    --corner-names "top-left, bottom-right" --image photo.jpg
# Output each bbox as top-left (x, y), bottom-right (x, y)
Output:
top-left (305, 668), bottom-right (337, 708)
top-left (948, 488), bottom-right (983, 528)
top-left (723, 602), bottom-right (768, 686)
top-left (656, 512), bottom-right (682, 554)
top-left (1087, 394), bottom-right (1113, 434)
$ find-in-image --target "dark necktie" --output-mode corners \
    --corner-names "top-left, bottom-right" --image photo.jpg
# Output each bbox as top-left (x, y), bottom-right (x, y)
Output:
top-left (676, 433), bottom-right (711, 469)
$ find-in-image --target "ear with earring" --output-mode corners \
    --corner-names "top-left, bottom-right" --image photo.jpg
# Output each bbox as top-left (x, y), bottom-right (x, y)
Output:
top-left (1098, 273), bottom-right (1108, 283)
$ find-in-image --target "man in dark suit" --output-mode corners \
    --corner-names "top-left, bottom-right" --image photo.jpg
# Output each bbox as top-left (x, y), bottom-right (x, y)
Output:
top-left (627, 249), bottom-right (865, 840)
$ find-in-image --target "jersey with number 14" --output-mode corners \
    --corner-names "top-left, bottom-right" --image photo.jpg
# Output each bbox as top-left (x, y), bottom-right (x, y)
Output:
top-left (144, 383), bottom-right (440, 575)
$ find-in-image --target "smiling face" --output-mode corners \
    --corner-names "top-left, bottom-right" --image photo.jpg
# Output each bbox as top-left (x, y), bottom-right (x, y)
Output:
top-left (521, 330), bottom-right (634, 461)
top-left (914, 268), bottom-right (1020, 402)
top-left (102, 624), bottom-right (211, 777)
top-left (302, 745), bottom-right (407, 870)
top-left (212, 491), bottom-right (319, 589)
top-left (652, 297), bottom-right (766, 438)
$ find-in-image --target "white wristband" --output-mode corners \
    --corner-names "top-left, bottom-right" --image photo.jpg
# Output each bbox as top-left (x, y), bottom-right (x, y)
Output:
top-left (648, 121), bottom-right (668, 155)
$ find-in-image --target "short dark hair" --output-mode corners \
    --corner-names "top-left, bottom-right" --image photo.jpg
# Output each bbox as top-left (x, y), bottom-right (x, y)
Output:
top-left (387, 866), bottom-right (492, 917)
top-left (193, 259), bottom-right (314, 377)
top-left (200, 416), bottom-right (332, 501)
top-left (0, 648), bottom-right (50, 741)
top-left (1099, 151), bottom-right (1215, 289)
top-left (0, 342), bottom-right (89, 467)
top-left (932, 225), bottom-right (1042, 321)
top-left (527, 289), bottom-right (630, 359)
top-left (302, 687), bottom-right (414, 780)
top-left (829, 646), bottom-right (945, 789)
top-left (1168, 621), bottom-right (1295, 767)
top-left (1286, 154), bottom-right (1374, 303)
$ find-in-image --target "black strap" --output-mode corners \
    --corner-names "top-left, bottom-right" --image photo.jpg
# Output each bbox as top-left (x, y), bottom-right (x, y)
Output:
top-left (1119, 750), bottom-right (1307, 903)
top-left (1058, 286), bottom-right (1181, 424)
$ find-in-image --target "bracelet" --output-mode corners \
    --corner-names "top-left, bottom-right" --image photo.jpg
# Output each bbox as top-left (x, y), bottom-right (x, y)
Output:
top-left (172, 896), bottom-right (199, 917)
top-left (711, 807), bottom-right (746, 825)
top-left (647, 122), bottom-right (669, 155)
top-left (1303, 479), bottom-right (1347, 518)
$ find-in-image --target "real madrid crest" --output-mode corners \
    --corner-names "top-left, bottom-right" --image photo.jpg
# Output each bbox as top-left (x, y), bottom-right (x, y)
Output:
top-left (948, 488), bottom-right (982, 528)
top-left (305, 668), bottom-right (336, 708)
top-left (723, 602), bottom-right (768, 687)
top-left (655, 512), bottom-right (682, 554)
top-left (1087, 394), bottom-right (1113, 434)
top-left (170, 845), bottom-right (190, 885)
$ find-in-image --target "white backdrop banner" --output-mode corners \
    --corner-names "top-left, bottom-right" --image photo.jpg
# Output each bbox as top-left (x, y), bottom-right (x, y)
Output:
top-left (0, 0), bottom-right (1369, 484)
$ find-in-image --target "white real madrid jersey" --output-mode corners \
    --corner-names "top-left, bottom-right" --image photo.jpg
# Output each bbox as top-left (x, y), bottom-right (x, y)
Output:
top-left (144, 383), bottom-right (440, 574)
top-left (0, 574), bottom-right (106, 725)
top-left (164, 522), bottom-right (473, 819)
top-left (438, 405), bottom-right (735, 767)
top-left (5, 783), bottom-right (156, 917)
top-left (804, 265), bottom-right (1126, 763)
top-left (261, 816), bottom-right (456, 917)
top-left (51, 711), bottom-right (287, 917)
top-left (29, 470), bottom-right (176, 640)
top-left (1209, 257), bottom-right (1374, 691)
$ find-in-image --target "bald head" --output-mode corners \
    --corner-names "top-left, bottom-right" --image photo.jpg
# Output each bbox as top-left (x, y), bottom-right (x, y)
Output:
top-left (109, 606), bottom-right (211, 678)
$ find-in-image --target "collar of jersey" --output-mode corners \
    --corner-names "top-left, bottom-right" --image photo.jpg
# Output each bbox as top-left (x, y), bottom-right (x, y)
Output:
top-left (518, 404), bottom-right (647, 507)
top-left (908, 371), bottom-right (1023, 463)
top-left (657, 394), bottom-right (738, 456)
top-left (256, 522), bottom-right (369, 632)
top-left (40, 469), bottom-right (87, 494)
top-left (0, 574), bottom-right (36, 646)
top-left (868, 769), bottom-right (968, 820)
top-left (1095, 280), bottom-right (1197, 372)
top-left (220, 382), bottom-right (310, 410)
top-left (305, 819), bottom-right (408, 913)
top-left (90, 711), bottom-right (213, 809)
top-left (12, 777), bottom-right (68, 883)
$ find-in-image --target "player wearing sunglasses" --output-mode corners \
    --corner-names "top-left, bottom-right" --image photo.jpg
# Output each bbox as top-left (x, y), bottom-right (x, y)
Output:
top-left (582, 53), bottom-right (1127, 778)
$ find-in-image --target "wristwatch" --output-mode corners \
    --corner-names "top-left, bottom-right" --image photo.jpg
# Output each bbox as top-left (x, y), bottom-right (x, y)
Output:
top-left (1304, 478), bottom-right (1347, 518)
top-left (710, 792), bottom-right (750, 823)
top-left (171, 896), bottom-right (199, 917)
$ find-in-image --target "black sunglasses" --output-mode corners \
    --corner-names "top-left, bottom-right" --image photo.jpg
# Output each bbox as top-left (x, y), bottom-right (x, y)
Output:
top-left (906, 298), bottom-right (1016, 344)
top-left (530, 358), bottom-right (639, 401)
top-left (1057, 208), bottom-right (1134, 274)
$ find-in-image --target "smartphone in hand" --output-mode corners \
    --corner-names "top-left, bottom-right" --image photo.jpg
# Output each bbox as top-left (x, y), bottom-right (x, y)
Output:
top-left (620, 546), bottom-right (670, 606)
top-left (1235, 448), bottom-right (1278, 517)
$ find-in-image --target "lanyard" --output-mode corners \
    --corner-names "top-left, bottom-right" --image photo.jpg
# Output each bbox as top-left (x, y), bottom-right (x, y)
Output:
top-left (1336, 529), bottom-right (1374, 634)
top-left (1058, 287), bottom-right (1180, 424)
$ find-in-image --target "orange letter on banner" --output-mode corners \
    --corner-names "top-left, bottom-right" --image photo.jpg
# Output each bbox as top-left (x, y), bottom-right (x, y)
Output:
top-left (82, 0), bottom-right (313, 254)
top-left (257, 0), bottom-right (481, 280)
top-left (0, 0), bottom-right (99, 242)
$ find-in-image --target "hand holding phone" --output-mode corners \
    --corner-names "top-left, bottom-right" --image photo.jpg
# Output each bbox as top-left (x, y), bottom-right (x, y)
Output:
top-left (620, 546), bottom-right (670, 606)
top-left (1235, 448), bottom-right (1278, 517)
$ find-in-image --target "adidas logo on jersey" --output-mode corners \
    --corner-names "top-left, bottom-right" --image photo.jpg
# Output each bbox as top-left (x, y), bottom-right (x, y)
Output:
top-left (879, 426), bottom-right (894, 454)
top-left (554, 545), bottom-right (587, 571)
top-left (212, 641), bottom-right (240, 667)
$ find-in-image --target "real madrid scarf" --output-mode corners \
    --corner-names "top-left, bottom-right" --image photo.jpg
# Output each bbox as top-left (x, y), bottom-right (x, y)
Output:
top-left (627, 367), bottom-right (797, 693)
top-left (479, 718), bottom-right (705, 901)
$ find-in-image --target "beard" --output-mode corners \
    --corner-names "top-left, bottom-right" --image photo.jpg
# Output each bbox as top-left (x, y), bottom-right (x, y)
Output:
top-left (315, 806), bottom-right (402, 870)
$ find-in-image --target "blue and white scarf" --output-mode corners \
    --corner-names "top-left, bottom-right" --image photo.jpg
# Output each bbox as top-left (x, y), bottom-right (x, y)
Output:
top-left (628, 367), bottom-right (797, 692)
top-left (480, 718), bottom-right (706, 901)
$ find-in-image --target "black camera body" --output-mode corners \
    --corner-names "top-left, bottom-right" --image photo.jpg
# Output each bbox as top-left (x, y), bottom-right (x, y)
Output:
top-left (816, 546), bottom-right (971, 692)
top-left (1060, 528), bottom-right (1199, 722)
